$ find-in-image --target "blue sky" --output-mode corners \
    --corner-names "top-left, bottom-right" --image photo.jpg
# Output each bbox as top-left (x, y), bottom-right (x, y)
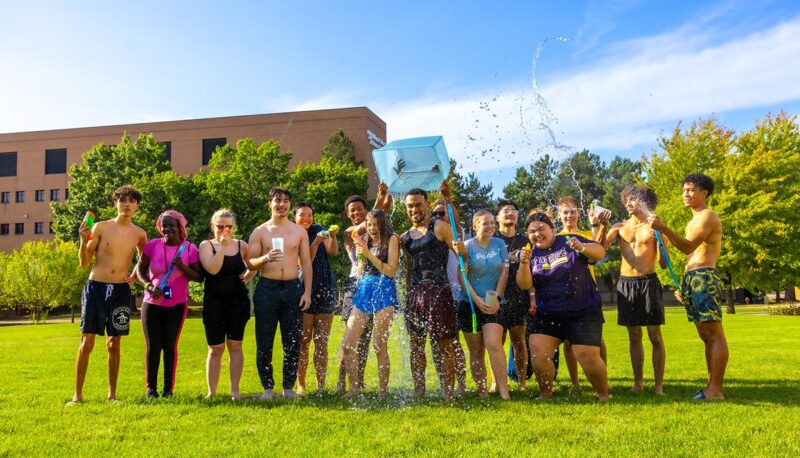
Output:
top-left (2, 0), bottom-right (799, 192)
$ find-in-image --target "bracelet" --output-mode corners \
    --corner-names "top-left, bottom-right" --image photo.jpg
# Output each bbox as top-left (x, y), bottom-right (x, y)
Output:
top-left (578, 246), bottom-right (586, 253)
top-left (146, 284), bottom-right (154, 292)
top-left (591, 222), bottom-right (600, 228)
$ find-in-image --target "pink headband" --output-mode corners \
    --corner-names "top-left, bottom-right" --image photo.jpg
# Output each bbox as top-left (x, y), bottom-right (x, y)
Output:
top-left (156, 210), bottom-right (187, 241)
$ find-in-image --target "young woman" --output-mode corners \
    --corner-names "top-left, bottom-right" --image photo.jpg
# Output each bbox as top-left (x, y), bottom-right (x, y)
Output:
top-left (199, 209), bottom-right (255, 400)
top-left (517, 211), bottom-right (609, 401)
top-left (136, 210), bottom-right (202, 398)
top-left (458, 210), bottom-right (511, 400)
top-left (293, 202), bottom-right (339, 394)
top-left (340, 209), bottom-right (399, 399)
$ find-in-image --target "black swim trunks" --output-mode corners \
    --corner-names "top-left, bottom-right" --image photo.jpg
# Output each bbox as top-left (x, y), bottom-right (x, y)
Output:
top-left (80, 280), bottom-right (132, 336)
top-left (616, 273), bottom-right (665, 327)
top-left (527, 307), bottom-right (605, 347)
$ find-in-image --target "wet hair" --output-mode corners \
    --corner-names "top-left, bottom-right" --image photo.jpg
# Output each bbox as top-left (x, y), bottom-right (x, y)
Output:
top-left (620, 185), bottom-right (658, 211)
top-left (525, 210), bottom-right (555, 230)
top-left (682, 173), bottom-right (714, 196)
top-left (112, 184), bottom-right (142, 203)
top-left (210, 208), bottom-right (236, 227)
top-left (269, 187), bottom-right (291, 201)
top-left (406, 188), bottom-right (428, 199)
top-left (344, 195), bottom-right (366, 211)
top-left (472, 209), bottom-right (494, 230)
top-left (365, 209), bottom-right (393, 253)
top-left (557, 196), bottom-right (580, 209)
top-left (433, 198), bottom-right (448, 208)
top-left (496, 199), bottom-right (519, 212)
top-left (293, 201), bottom-right (313, 218)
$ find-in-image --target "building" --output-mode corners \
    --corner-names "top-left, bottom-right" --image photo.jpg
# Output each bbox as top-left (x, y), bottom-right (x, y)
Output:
top-left (0, 107), bottom-right (386, 252)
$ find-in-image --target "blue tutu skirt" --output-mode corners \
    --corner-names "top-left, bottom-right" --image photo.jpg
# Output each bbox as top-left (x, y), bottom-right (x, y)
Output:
top-left (353, 274), bottom-right (398, 314)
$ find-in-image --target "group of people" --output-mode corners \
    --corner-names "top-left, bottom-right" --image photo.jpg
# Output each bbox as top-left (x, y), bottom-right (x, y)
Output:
top-left (68, 171), bottom-right (729, 405)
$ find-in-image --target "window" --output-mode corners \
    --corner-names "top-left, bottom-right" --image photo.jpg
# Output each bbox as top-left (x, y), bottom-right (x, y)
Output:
top-left (34, 222), bottom-right (44, 234)
top-left (50, 189), bottom-right (60, 201)
top-left (0, 152), bottom-right (16, 177)
top-left (45, 148), bottom-right (67, 174)
top-left (0, 224), bottom-right (8, 235)
top-left (160, 141), bottom-right (172, 162)
top-left (202, 138), bottom-right (226, 165)
top-left (14, 223), bottom-right (24, 235)
top-left (49, 222), bottom-right (55, 235)
top-left (36, 189), bottom-right (45, 201)
top-left (1, 192), bottom-right (9, 204)
top-left (16, 191), bottom-right (24, 203)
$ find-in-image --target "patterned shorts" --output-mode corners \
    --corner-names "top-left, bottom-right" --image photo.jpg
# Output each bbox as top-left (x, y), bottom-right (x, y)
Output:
top-left (681, 268), bottom-right (723, 322)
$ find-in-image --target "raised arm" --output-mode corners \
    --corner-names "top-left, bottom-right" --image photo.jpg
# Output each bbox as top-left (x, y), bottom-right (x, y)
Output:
top-left (649, 211), bottom-right (718, 255)
top-left (373, 182), bottom-right (393, 212)
top-left (601, 223), bottom-right (623, 249)
top-left (298, 231), bottom-right (313, 310)
top-left (78, 220), bottom-right (99, 268)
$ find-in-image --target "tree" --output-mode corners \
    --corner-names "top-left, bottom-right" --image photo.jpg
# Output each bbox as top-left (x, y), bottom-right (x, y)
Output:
top-left (195, 137), bottom-right (293, 239)
top-left (502, 153), bottom-right (558, 214)
top-left (645, 118), bottom-right (734, 308)
top-left (601, 156), bottom-right (644, 220)
top-left (1, 241), bottom-right (89, 322)
top-left (551, 149), bottom-right (607, 209)
top-left (716, 112), bottom-right (800, 297)
top-left (447, 160), bottom-right (493, 233)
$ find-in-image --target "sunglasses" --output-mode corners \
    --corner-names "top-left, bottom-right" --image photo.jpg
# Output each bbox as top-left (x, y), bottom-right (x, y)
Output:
top-left (215, 224), bottom-right (233, 230)
top-left (431, 210), bottom-right (446, 218)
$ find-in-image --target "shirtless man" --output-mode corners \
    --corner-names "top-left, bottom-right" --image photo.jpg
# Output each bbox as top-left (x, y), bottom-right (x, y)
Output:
top-left (401, 181), bottom-right (465, 401)
top-left (247, 187), bottom-right (313, 400)
top-left (600, 185), bottom-right (667, 394)
top-left (648, 173), bottom-right (728, 400)
top-left (68, 184), bottom-right (148, 405)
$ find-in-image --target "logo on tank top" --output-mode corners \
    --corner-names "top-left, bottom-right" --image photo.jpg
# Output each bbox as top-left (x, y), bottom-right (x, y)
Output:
top-left (112, 306), bottom-right (131, 331)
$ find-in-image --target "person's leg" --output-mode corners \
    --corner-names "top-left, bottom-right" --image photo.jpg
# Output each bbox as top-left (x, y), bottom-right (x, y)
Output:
top-left (483, 323), bottom-right (510, 400)
top-left (432, 337), bottom-right (455, 401)
top-left (280, 283), bottom-right (303, 398)
top-left (627, 326), bottom-right (644, 391)
top-left (161, 304), bottom-right (188, 395)
top-left (356, 316), bottom-right (373, 389)
top-left (106, 336), bottom-right (121, 401)
top-left (452, 337), bottom-right (468, 394)
top-left (509, 324), bottom-right (528, 391)
top-left (337, 288), bottom-right (354, 394)
top-left (600, 338), bottom-right (608, 363)
top-left (206, 343), bottom-right (225, 397)
top-left (647, 325), bottom-right (666, 394)
top-left (341, 311), bottom-right (368, 397)
top-left (227, 340), bottom-right (244, 400)
top-left (71, 333), bottom-right (96, 403)
top-left (563, 341), bottom-right (580, 388)
top-left (313, 313), bottom-right (334, 391)
top-left (463, 332), bottom-right (487, 396)
top-left (141, 302), bottom-right (163, 395)
top-left (530, 334), bottom-right (561, 400)
top-left (572, 344), bottom-right (610, 400)
top-left (409, 332), bottom-right (427, 399)
top-left (297, 312), bottom-right (316, 395)
top-left (254, 282), bottom-right (279, 399)
top-left (695, 321), bottom-right (728, 399)
top-left (372, 307), bottom-right (395, 399)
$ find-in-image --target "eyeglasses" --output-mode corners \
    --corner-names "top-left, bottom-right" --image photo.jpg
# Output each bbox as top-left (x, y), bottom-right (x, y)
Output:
top-left (431, 210), bottom-right (446, 218)
top-left (215, 224), bottom-right (233, 230)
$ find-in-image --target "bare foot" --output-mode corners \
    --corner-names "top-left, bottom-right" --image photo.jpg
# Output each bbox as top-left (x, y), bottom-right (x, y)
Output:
top-left (500, 391), bottom-right (511, 401)
top-left (597, 394), bottom-right (611, 402)
top-left (283, 389), bottom-right (298, 399)
top-left (569, 383), bottom-right (580, 391)
top-left (231, 392), bottom-right (241, 401)
top-left (631, 383), bottom-right (644, 392)
top-left (488, 382), bottom-right (497, 393)
top-left (377, 391), bottom-right (388, 401)
top-left (478, 390), bottom-right (488, 399)
top-left (343, 390), bottom-right (359, 400)
top-left (655, 386), bottom-right (665, 396)
top-left (65, 398), bottom-right (81, 407)
top-left (536, 392), bottom-right (553, 401)
top-left (296, 385), bottom-right (305, 396)
top-left (258, 390), bottom-right (274, 400)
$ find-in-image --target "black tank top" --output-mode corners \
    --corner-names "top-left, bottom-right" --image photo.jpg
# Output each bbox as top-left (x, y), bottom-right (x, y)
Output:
top-left (404, 219), bottom-right (449, 284)
top-left (363, 235), bottom-right (394, 276)
top-left (204, 240), bottom-right (248, 299)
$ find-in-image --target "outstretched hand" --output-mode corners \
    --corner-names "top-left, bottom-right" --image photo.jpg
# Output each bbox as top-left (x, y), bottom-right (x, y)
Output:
top-left (647, 214), bottom-right (666, 231)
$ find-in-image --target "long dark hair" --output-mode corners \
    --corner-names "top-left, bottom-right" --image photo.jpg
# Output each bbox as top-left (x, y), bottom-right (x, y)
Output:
top-left (365, 209), bottom-right (393, 253)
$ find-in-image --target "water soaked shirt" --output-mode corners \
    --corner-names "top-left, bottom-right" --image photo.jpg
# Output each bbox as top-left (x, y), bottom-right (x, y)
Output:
top-left (462, 236), bottom-right (508, 301)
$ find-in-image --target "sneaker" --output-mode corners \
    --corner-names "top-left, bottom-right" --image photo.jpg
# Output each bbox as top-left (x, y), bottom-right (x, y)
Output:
top-left (161, 390), bottom-right (173, 398)
top-left (146, 389), bottom-right (159, 399)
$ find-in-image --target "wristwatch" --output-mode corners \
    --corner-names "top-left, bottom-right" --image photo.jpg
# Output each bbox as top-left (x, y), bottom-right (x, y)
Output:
top-left (591, 222), bottom-right (601, 227)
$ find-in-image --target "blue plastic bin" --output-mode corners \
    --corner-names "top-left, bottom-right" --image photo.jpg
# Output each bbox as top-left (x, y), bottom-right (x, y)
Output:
top-left (371, 136), bottom-right (451, 193)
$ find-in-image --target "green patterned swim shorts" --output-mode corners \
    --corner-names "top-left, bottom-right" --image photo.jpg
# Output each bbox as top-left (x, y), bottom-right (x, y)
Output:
top-left (681, 268), bottom-right (723, 322)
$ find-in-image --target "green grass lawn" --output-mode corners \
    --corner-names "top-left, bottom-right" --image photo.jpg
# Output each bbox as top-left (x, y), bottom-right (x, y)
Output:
top-left (1, 307), bottom-right (798, 457)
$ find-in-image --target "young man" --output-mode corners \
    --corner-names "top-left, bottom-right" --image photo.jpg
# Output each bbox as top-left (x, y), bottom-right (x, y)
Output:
top-left (401, 181), bottom-right (465, 401)
top-left (495, 199), bottom-right (529, 391)
top-left (648, 173), bottom-right (728, 400)
top-left (248, 187), bottom-right (313, 400)
top-left (337, 183), bottom-right (393, 393)
top-left (68, 184), bottom-right (148, 405)
top-left (600, 185), bottom-right (667, 394)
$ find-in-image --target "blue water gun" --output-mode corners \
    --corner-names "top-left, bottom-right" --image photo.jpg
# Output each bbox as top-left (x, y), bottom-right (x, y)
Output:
top-left (158, 242), bottom-right (187, 290)
top-left (446, 204), bottom-right (477, 333)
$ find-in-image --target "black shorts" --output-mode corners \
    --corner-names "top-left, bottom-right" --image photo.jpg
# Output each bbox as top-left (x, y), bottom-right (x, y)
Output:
top-left (527, 308), bottom-right (605, 347)
top-left (404, 282), bottom-right (457, 341)
top-left (456, 298), bottom-right (526, 333)
top-left (80, 280), bottom-right (132, 337)
top-left (616, 273), bottom-right (665, 327)
top-left (305, 284), bottom-right (337, 315)
top-left (503, 289), bottom-right (529, 329)
top-left (203, 294), bottom-right (251, 345)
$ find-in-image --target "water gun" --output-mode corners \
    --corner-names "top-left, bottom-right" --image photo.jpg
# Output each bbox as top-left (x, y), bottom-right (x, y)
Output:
top-left (82, 211), bottom-right (96, 240)
top-left (158, 242), bottom-right (187, 290)
top-left (321, 224), bottom-right (339, 237)
top-left (447, 204), bottom-right (477, 333)
top-left (351, 230), bottom-right (365, 260)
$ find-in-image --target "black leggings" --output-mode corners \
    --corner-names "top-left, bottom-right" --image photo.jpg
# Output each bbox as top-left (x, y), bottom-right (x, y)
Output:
top-left (141, 302), bottom-right (187, 392)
